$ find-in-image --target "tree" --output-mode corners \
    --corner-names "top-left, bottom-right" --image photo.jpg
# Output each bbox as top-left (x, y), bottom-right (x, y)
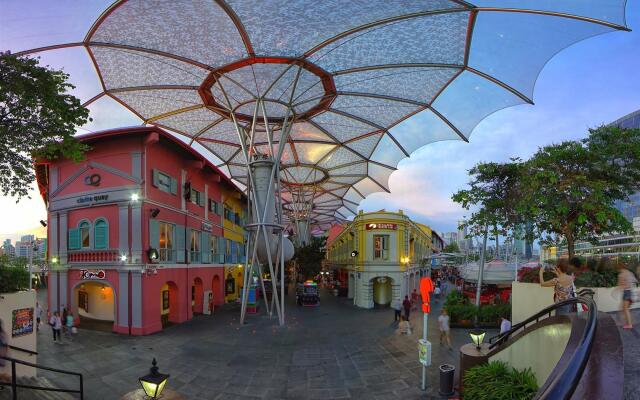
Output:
top-left (294, 236), bottom-right (326, 280)
top-left (0, 52), bottom-right (90, 200)
top-left (522, 126), bottom-right (640, 257)
top-left (443, 242), bottom-right (460, 253)
top-left (452, 160), bottom-right (526, 248)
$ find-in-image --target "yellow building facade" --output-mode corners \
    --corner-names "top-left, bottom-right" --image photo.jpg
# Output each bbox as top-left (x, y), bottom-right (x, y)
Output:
top-left (221, 185), bottom-right (247, 303)
top-left (326, 210), bottom-right (434, 308)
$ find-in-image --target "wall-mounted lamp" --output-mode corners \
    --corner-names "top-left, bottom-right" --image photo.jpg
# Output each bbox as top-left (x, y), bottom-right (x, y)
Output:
top-left (150, 208), bottom-right (160, 218)
top-left (131, 193), bottom-right (140, 202)
top-left (120, 255), bottom-right (128, 262)
top-left (39, 220), bottom-right (47, 227)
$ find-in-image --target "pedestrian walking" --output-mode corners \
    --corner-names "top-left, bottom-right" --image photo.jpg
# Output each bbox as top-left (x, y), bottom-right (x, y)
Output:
top-left (396, 316), bottom-right (412, 335)
top-left (391, 298), bottom-right (402, 322)
top-left (500, 315), bottom-right (511, 334)
top-left (35, 302), bottom-right (42, 331)
top-left (50, 312), bottom-right (62, 343)
top-left (64, 312), bottom-right (74, 341)
top-left (434, 286), bottom-right (441, 302)
top-left (438, 309), bottom-right (452, 350)
top-left (402, 295), bottom-right (412, 321)
top-left (538, 261), bottom-right (575, 315)
top-left (617, 263), bottom-right (637, 329)
top-left (411, 289), bottom-right (419, 311)
top-left (0, 320), bottom-right (11, 384)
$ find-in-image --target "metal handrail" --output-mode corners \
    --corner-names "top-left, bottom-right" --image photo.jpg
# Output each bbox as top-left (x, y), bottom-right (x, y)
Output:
top-left (0, 355), bottom-right (83, 400)
top-left (487, 292), bottom-right (597, 400)
top-left (8, 345), bottom-right (37, 356)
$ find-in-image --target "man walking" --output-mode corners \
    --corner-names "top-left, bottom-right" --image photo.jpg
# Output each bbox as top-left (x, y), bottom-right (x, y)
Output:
top-left (391, 298), bottom-right (402, 322)
top-left (402, 295), bottom-right (412, 321)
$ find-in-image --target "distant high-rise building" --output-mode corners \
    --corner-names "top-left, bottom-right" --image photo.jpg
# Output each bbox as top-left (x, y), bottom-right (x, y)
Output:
top-left (2, 239), bottom-right (15, 258)
top-left (442, 232), bottom-right (458, 247)
top-left (611, 109), bottom-right (640, 226)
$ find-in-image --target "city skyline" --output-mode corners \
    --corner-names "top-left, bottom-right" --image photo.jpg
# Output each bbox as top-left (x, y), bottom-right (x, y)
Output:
top-left (1, 1), bottom-right (639, 241)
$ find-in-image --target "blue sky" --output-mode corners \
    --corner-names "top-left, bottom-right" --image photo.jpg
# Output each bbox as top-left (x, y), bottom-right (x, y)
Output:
top-left (1, 1), bottom-right (639, 242)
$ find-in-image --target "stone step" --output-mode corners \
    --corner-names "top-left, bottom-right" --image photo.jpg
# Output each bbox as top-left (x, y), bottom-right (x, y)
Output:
top-left (0, 376), bottom-right (77, 400)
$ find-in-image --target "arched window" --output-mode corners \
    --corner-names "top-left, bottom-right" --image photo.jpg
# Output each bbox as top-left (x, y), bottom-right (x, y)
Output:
top-left (79, 221), bottom-right (91, 249)
top-left (94, 219), bottom-right (109, 249)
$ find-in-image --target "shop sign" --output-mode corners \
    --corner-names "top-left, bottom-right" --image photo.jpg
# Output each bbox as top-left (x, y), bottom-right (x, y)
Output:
top-left (77, 194), bottom-right (109, 204)
top-left (202, 222), bottom-right (213, 232)
top-left (366, 223), bottom-right (397, 230)
top-left (80, 269), bottom-right (106, 280)
top-left (12, 307), bottom-right (34, 338)
top-left (418, 339), bottom-right (431, 366)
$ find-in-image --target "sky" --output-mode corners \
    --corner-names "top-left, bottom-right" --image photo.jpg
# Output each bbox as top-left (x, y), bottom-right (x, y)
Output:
top-left (1, 1), bottom-right (639, 244)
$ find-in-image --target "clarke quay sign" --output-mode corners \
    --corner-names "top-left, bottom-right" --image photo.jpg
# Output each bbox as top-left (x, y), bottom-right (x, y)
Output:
top-left (80, 269), bottom-right (106, 280)
top-left (366, 223), bottom-right (397, 230)
top-left (77, 194), bottom-right (109, 204)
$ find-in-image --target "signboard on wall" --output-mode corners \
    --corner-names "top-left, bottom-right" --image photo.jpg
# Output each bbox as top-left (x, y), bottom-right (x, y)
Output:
top-left (202, 222), bottom-right (213, 233)
top-left (366, 223), bottom-right (397, 230)
top-left (80, 269), bottom-right (106, 280)
top-left (12, 307), bottom-right (34, 338)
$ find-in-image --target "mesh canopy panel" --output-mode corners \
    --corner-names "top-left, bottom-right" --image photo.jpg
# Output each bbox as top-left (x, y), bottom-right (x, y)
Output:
top-left (17, 0), bottom-right (627, 229)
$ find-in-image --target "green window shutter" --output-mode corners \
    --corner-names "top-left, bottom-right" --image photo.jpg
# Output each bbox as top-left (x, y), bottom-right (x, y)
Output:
top-left (217, 203), bottom-right (223, 216)
top-left (149, 219), bottom-right (159, 249)
top-left (152, 169), bottom-right (159, 187)
top-left (170, 177), bottom-right (177, 195)
top-left (197, 192), bottom-right (205, 207)
top-left (68, 229), bottom-right (80, 250)
top-left (201, 233), bottom-right (210, 263)
top-left (94, 221), bottom-right (109, 249)
top-left (176, 225), bottom-right (186, 263)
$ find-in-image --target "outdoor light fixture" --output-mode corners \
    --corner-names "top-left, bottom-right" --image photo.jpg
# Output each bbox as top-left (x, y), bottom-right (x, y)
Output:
top-left (131, 193), bottom-right (140, 202)
top-left (150, 208), bottom-right (160, 218)
top-left (469, 329), bottom-right (486, 350)
top-left (120, 255), bottom-right (127, 262)
top-left (147, 248), bottom-right (159, 263)
top-left (138, 358), bottom-right (169, 400)
top-left (51, 257), bottom-right (58, 264)
top-left (350, 250), bottom-right (358, 258)
top-left (39, 220), bottom-right (47, 227)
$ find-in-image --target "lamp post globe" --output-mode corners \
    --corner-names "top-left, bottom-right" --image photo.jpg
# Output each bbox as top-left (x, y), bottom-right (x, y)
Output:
top-left (139, 358), bottom-right (169, 399)
top-left (469, 329), bottom-right (486, 350)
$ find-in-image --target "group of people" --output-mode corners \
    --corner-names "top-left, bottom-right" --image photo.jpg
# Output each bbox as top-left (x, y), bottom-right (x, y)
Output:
top-left (539, 257), bottom-right (637, 329)
top-left (49, 306), bottom-right (77, 343)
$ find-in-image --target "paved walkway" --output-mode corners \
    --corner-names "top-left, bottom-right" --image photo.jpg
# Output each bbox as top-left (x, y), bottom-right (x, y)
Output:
top-left (617, 308), bottom-right (640, 400)
top-left (34, 289), bottom-right (481, 400)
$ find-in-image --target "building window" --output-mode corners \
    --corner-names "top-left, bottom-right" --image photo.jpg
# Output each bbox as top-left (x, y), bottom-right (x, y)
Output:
top-left (225, 239), bottom-right (231, 259)
top-left (190, 188), bottom-right (204, 207)
top-left (209, 199), bottom-right (221, 215)
top-left (79, 221), bottom-right (91, 248)
top-left (373, 235), bottom-right (389, 260)
top-left (190, 230), bottom-right (201, 263)
top-left (94, 219), bottom-right (108, 249)
top-left (152, 169), bottom-right (177, 195)
top-left (159, 222), bottom-right (175, 262)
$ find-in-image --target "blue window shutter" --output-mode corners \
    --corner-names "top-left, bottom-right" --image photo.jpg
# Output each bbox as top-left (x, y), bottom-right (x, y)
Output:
top-left (170, 177), bottom-right (177, 195)
top-left (176, 225), bottom-right (185, 263)
top-left (94, 220), bottom-right (108, 249)
top-left (149, 219), bottom-right (159, 249)
top-left (218, 236), bottom-right (225, 263)
top-left (68, 229), bottom-right (80, 250)
top-left (152, 169), bottom-right (159, 187)
top-left (201, 233), bottom-right (210, 263)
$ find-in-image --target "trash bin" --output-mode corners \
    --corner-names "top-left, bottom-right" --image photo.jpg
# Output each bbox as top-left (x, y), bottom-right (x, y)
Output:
top-left (439, 364), bottom-right (455, 396)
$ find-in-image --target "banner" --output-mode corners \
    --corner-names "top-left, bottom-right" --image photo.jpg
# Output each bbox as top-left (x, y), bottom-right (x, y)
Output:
top-left (12, 307), bottom-right (34, 337)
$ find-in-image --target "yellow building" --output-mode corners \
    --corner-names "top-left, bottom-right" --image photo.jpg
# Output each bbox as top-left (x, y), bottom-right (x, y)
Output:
top-left (326, 210), bottom-right (434, 308)
top-left (220, 184), bottom-right (247, 303)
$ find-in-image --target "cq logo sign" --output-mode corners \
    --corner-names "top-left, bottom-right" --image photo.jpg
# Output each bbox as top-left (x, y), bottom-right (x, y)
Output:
top-left (84, 174), bottom-right (101, 186)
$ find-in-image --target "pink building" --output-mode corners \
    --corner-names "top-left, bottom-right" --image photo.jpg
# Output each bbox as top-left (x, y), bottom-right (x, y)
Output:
top-left (36, 126), bottom-right (245, 335)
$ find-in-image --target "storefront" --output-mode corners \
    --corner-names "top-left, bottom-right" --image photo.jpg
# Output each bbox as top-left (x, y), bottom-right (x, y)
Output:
top-left (325, 210), bottom-right (435, 309)
top-left (37, 127), bottom-right (243, 335)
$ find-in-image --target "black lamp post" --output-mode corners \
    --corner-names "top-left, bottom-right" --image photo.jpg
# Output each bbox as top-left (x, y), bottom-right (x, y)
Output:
top-left (139, 358), bottom-right (169, 399)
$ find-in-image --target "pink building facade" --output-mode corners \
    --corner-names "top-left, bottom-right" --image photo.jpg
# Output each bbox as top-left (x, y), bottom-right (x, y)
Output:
top-left (36, 126), bottom-right (244, 335)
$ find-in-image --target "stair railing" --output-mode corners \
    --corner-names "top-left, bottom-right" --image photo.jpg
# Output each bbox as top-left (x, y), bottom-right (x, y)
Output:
top-left (0, 355), bottom-right (83, 400)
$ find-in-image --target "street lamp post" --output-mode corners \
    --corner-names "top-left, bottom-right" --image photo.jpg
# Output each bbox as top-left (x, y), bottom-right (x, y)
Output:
top-left (474, 225), bottom-right (489, 324)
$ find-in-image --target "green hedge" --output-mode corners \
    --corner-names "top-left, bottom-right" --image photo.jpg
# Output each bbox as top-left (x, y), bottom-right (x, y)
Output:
top-left (444, 291), bottom-right (511, 325)
top-left (0, 265), bottom-right (29, 293)
top-left (463, 361), bottom-right (538, 400)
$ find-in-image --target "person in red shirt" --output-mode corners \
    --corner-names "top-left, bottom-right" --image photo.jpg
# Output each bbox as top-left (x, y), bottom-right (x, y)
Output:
top-left (402, 296), bottom-right (412, 321)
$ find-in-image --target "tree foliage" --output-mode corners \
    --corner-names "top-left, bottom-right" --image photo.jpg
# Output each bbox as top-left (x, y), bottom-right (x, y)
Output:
top-left (443, 242), bottom-right (460, 253)
top-left (294, 236), bottom-right (326, 280)
top-left (0, 52), bottom-right (90, 200)
top-left (453, 126), bottom-right (640, 258)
